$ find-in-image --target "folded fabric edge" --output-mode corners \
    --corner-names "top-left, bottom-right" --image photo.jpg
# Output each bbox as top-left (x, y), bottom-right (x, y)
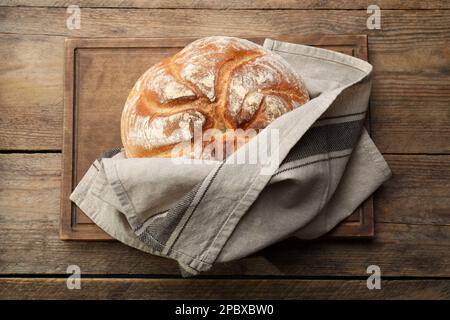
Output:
top-left (264, 38), bottom-right (373, 74)
top-left (359, 131), bottom-right (392, 179)
top-left (69, 159), bottom-right (165, 258)
top-left (294, 130), bottom-right (392, 239)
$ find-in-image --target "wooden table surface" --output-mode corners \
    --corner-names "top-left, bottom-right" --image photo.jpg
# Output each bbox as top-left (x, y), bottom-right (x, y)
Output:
top-left (0, 1), bottom-right (449, 299)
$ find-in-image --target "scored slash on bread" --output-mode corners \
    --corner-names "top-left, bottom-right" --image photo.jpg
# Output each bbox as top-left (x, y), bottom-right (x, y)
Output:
top-left (121, 36), bottom-right (310, 160)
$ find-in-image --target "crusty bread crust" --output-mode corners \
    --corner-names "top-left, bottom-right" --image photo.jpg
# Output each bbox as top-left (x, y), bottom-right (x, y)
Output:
top-left (121, 36), bottom-right (309, 159)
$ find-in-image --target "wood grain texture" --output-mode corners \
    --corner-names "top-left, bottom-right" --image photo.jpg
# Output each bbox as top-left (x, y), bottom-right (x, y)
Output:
top-left (1, 278), bottom-right (450, 299)
top-left (0, 34), bottom-right (63, 150)
top-left (1, 0), bottom-right (449, 10)
top-left (375, 155), bottom-right (450, 226)
top-left (2, 7), bottom-right (450, 40)
top-left (0, 8), bottom-right (448, 153)
top-left (1, 154), bottom-right (449, 276)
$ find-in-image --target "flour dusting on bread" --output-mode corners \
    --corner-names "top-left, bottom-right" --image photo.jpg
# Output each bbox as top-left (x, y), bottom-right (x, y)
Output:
top-left (145, 66), bottom-right (196, 103)
top-left (127, 111), bottom-right (205, 150)
top-left (121, 36), bottom-right (310, 159)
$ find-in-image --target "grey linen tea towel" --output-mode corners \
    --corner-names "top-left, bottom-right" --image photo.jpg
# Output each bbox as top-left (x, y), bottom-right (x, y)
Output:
top-left (70, 38), bottom-right (392, 276)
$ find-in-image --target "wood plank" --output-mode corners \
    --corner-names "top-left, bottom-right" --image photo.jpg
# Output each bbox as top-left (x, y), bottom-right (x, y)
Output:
top-left (371, 103), bottom-right (450, 154)
top-left (0, 9), bottom-right (448, 152)
top-left (375, 155), bottom-right (450, 225)
top-left (1, 8), bottom-right (449, 40)
top-left (1, 154), bottom-right (450, 276)
top-left (1, 0), bottom-right (449, 10)
top-left (1, 278), bottom-right (450, 299)
top-left (0, 34), bottom-right (63, 150)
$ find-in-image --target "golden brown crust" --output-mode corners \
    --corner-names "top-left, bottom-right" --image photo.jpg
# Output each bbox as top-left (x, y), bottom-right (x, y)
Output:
top-left (121, 36), bottom-right (309, 160)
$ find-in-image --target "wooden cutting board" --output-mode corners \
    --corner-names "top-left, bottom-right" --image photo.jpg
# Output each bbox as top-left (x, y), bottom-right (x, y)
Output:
top-left (61, 35), bottom-right (373, 241)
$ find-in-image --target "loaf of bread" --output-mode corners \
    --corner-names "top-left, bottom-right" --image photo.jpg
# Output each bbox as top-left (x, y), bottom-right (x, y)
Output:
top-left (121, 36), bottom-right (309, 160)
